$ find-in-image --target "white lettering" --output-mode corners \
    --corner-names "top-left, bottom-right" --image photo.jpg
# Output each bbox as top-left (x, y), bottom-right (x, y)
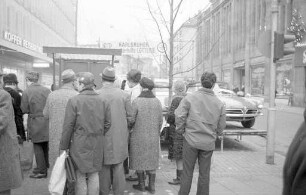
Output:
top-left (303, 50), bottom-right (306, 64)
top-left (3, 31), bottom-right (42, 53)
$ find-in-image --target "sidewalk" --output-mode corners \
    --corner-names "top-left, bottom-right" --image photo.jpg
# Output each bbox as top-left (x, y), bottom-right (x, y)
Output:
top-left (12, 139), bottom-right (284, 195)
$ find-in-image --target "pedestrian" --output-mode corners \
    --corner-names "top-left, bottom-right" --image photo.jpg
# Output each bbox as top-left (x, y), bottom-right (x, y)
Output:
top-left (60, 72), bottom-right (111, 195)
top-left (3, 73), bottom-right (26, 144)
top-left (43, 69), bottom-right (78, 168)
top-left (0, 71), bottom-right (23, 195)
top-left (167, 80), bottom-right (187, 185)
top-left (21, 71), bottom-right (51, 179)
top-left (283, 109), bottom-right (306, 195)
top-left (125, 69), bottom-right (142, 181)
top-left (175, 72), bottom-right (226, 195)
top-left (97, 67), bottom-right (133, 195)
top-left (129, 77), bottom-right (163, 193)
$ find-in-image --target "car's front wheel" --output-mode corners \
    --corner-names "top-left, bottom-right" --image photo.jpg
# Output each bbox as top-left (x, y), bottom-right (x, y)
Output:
top-left (241, 118), bottom-right (255, 128)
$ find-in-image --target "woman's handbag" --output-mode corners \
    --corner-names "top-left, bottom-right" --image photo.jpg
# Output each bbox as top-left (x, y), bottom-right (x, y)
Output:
top-left (65, 152), bottom-right (77, 183)
top-left (49, 151), bottom-right (67, 195)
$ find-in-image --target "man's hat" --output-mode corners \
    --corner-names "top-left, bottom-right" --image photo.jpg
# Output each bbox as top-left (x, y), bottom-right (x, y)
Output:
top-left (26, 71), bottom-right (39, 81)
top-left (140, 77), bottom-right (154, 90)
top-left (61, 69), bottom-right (76, 83)
top-left (78, 72), bottom-right (95, 86)
top-left (3, 73), bottom-right (18, 84)
top-left (101, 66), bottom-right (116, 81)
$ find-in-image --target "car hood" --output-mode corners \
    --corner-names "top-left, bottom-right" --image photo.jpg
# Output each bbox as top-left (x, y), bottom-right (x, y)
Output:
top-left (217, 95), bottom-right (257, 109)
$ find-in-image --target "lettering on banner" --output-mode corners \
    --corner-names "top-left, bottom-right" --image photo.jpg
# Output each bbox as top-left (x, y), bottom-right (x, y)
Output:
top-left (303, 50), bottom-right (306, 64)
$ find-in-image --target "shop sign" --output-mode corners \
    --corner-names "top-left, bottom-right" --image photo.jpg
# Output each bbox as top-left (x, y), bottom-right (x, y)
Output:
top-left (3, 31), bottom-right (43, 53)
top-left (99, 41), bottom-right (156, 55)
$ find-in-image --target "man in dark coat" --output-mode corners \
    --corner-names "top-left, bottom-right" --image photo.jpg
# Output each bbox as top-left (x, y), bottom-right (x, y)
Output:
top-left (0, 71), bottom-right (23, 195)
top-left (60, 72), bottom-right (111, 195)
top-left (21, 71), bottom-right (50, 179)
top-left (3, 73), bottom-right (26, 144)
top-left (283, 109), bottom-right (306, 195)
top-left (97, 67), bottom-right (133, 195)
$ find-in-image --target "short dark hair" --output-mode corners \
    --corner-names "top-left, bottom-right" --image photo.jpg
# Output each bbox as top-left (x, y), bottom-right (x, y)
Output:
top-left (201, 72), bottom-right (217, 89)
top-left (127, 69), bottom-right (141, 83)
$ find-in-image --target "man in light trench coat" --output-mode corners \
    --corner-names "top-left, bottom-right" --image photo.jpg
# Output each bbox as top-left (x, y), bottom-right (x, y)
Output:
top-left (97, 67), bottom-right (133, 195)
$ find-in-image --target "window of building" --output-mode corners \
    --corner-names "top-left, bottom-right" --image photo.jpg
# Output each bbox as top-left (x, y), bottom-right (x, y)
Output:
top-left (7, 6), bottom-right (10, 31)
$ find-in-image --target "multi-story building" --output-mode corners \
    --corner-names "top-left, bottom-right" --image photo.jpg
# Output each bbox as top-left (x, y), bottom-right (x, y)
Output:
top-left (196, 0), bottom-right (306, 106)
top-left (0, 0), bottom-right (77, 90)
top-left (173, 16), bottom-right (197, 81)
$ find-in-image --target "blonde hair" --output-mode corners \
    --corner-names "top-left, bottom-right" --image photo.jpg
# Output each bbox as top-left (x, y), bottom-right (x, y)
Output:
top-left (173, 80), bottom-right (186, 94)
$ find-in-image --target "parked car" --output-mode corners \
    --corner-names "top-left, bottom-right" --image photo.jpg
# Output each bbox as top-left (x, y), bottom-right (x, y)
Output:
top-left (187, 82), bottom-right (263, 128)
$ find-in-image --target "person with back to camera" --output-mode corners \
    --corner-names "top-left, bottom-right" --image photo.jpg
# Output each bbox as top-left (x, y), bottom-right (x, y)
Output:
top-left (167, 80), bottom-right (187, 185)
top-left (129, 77), bottom-right (163, 194)
top-left (0, 71), bottom-right (23, 195)
top-left (125, 69), bottom-right (142, 181)
top-left (60, 72), bottom-right (111, 195)
top-left (175, 72), bottom-right (226, 195)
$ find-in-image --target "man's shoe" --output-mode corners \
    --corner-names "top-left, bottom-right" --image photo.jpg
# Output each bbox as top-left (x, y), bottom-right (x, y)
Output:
top-left (126, 175), bottom-right (138, 181)
top-left (29, 173), bottom-right (47, 179)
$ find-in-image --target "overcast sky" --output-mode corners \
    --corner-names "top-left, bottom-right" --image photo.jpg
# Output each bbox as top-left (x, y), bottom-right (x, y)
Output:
top-left (77, 0), bottom-right (210, 45)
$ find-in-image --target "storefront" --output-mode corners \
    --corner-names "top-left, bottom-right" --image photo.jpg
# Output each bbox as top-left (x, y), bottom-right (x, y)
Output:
top-left (251, 65), bottom-right (265, 95)
top-left (276, 61), bottom-right (293, 96)
top-left (0, 31), bottom-right (53, 90)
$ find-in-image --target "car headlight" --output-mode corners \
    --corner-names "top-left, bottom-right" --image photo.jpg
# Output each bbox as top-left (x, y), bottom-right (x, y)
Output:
top-left (257, 104), bottom-right (263, 109)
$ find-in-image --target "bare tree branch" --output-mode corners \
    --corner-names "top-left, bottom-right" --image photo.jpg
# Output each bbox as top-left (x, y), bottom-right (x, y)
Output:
top-left (172, 31), bottom-right (225, 76)
top-left (173, 41), bottom-right (194, 66)
top-left (155, 0), bottom-right (170, 34)
top-left (173, 0), bottom-right (184, 23)
top-left (146, 0), bottom-right (171, 63)
top-left (173, 32), bottom-right (197, 56)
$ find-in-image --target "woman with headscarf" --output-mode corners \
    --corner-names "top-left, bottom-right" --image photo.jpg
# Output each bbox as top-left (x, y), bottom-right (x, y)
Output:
top-left (167, 80), bottom-right (187, 185)
top-left (129, 77), bottom-right (163, 194)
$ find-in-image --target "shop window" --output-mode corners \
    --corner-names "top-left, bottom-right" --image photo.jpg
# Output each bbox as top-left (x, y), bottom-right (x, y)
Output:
top-left (251, 66), bottom-right (265, 95)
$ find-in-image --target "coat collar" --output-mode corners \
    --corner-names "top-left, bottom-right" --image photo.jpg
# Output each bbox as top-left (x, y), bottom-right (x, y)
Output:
top-left (198, 87), bottom-right (215, 95)
top-left (101, 82), bottom-right (115, 89)
top-left (138, 90), bottom-right (155, 98)
top-left (79, 89), bottom-right (98, 95)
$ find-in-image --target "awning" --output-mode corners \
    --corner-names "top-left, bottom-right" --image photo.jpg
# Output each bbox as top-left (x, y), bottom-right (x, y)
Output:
top-left (0, 39), bottom-right (53, 63)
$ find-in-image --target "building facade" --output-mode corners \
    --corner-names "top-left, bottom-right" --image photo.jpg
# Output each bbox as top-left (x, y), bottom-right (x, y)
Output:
top-left (173, 16), bottom-right (197, 81)
top-left (195, 0), bottom-right (306, 106)
top-left (0, 0), bottom-right (77, 90)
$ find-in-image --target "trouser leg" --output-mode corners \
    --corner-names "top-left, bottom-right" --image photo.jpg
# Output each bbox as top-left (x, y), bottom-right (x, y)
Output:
top-left (99, 165), bottom-right (111, 195)
top-left (33, 142), bottom-right (47, 174)
top-left (75, 170), bottom-right (87, 195)
top-left (42, 142), bottom-right (49, 168)
top-left (112, 162), bottom-right (125, 195)
top-left (87, 172), bottom-right (99, 195)
top-left (179, 138), bottom-right (198, 195)
top-left (123, 158), bottom-right (129, 175)
top-left (196, 150), bottom-right (213, 195)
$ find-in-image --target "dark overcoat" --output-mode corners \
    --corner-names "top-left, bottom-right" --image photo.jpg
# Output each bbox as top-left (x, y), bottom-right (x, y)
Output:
top-left (283, 120), bottom-right (306, 195)
top-left (0, 88), bottom-right (22, 192)
top-left (21, 83), bottom-right (50, 143)
top-left (60, 89), bottom-right (111, 173)
top-left (97, 84), bottom-right (133, 165)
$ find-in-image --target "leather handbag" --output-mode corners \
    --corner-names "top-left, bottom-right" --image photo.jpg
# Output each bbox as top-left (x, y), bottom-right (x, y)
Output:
top-left (65, 152), bottom-right (77, 183)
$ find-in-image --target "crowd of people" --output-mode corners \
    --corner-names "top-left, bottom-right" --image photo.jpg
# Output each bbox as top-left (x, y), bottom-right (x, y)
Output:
top-left (4, 67), bottom-right (304, 195)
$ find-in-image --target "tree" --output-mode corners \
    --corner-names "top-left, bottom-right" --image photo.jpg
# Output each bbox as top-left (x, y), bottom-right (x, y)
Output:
top-left (288, 9), bottom-right (306, 43)
top-left (146, 0), bottom-right (184, 105)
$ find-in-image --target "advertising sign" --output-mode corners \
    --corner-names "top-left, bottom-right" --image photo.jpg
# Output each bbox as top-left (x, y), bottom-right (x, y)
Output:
top-left (3, 31), bottom-right (43, 53)
top-left (294, 45), bottom-right (306, 66)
